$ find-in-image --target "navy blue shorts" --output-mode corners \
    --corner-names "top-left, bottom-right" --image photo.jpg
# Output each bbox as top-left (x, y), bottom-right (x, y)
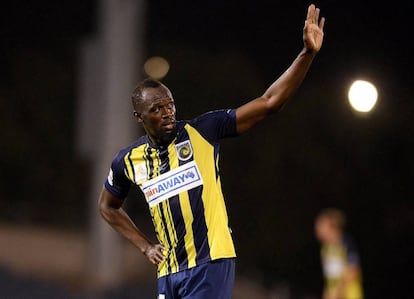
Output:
top-left (157, 258), bottom-right (235, 299)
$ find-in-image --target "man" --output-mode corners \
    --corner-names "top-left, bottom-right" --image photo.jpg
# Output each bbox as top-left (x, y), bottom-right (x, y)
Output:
top-left (99, 4), bottom-right (324, 299)
top-left (315, 208), bottom-right (364, 299)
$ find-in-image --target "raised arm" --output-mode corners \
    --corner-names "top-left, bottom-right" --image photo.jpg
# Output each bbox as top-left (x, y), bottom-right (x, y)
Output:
top-left (98, 188), bottom-right (166, 265)
top-left (235, 4), bottom-right (325, 134)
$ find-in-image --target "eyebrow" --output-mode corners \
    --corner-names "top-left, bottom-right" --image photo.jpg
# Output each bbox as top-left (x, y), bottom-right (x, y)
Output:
top-left (150, 97), bottom-right (174, 105)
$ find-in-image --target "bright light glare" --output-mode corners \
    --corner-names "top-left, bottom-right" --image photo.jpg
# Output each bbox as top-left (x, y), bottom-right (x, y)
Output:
top-left (348, 80), bottom-right (378, 113)
top-left (144, 56), bottom-right (170, 80)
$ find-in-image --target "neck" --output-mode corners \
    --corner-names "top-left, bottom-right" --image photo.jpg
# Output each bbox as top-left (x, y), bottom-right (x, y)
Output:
top-left (148, 130), bottom-right (176, 147)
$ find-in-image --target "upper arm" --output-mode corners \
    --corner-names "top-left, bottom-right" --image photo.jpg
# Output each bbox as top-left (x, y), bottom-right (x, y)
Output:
top-left (104, 149), bottom-right (132, 198)
top-left (99, 187), bottom-right (125, 209)
top-left (235, 95), bottom-right (282, 134)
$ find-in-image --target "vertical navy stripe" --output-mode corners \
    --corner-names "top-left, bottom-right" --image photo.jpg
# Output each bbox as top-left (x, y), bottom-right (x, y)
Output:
top-left (213, 143), bottom-right (220, 180)
top-left (157, 204), bottom-right (172, 274)
top-left (168, 195), bottom-right (188, 270)
top-left (146, 147), bottom-right (155, 179)
top-left (158, 146), bottom-right (170, 175)
top-left (188, 186), bottom-right (211, 263)
top-left (126, 151), bottom-right (135, 182)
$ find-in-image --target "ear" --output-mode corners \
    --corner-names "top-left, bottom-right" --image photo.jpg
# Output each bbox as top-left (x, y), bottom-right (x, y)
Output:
top-left (133, 111), bottom-right (143, 123)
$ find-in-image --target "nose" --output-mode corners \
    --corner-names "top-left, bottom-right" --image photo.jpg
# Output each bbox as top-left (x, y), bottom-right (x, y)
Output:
top-left (162, 106), bottom-right (174, 118)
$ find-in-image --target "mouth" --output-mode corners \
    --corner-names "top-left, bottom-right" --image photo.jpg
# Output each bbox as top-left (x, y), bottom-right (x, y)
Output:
top-left (161, 120), bottom-right (176, 131)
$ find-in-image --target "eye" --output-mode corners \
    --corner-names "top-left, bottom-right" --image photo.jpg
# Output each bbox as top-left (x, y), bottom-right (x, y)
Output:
top-left (151, 106), bottom-right (161, 113)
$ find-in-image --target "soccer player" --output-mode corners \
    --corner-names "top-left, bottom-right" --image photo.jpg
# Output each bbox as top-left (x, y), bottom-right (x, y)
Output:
top-left (315, 208), bottom-right (364, 299)
top-left (99, 4), bottom-right (325, 299)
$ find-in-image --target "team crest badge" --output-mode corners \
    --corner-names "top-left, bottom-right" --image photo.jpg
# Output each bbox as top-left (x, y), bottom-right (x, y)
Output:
top-left (175, 140), bottom-right (193, 161)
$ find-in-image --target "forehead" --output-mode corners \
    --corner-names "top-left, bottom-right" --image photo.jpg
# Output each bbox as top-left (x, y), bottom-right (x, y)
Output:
top-left (141, 86), bottom-right (173, 105)
top-left (316, 216), bottom-right (331, 226)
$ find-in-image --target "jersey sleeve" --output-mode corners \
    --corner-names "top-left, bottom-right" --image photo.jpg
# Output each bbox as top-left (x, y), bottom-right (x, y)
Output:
top-left (104, 150), bottom-right (131, 199)
top-left (189, 109), bottom-right (238, 143)
top-left (343, 235), bottom-right (360, 266)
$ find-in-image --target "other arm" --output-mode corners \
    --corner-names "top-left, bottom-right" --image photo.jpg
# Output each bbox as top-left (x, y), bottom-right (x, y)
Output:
top-left (98, 188), bottom-right (166, 265)
top-left (236, 4), bottom-right (325, 134)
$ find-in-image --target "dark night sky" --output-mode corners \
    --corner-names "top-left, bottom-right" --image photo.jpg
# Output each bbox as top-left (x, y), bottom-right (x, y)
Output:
top-left (1, 0), bottom-right (413, 298)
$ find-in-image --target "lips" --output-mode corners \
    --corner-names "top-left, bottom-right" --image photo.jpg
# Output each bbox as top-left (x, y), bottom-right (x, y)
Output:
top-left (161, 120), bottom-right (175, 131)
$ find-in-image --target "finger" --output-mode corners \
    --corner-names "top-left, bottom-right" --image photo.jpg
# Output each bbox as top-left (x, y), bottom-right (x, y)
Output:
top-left (154, 249), bottom-right (166, 260)
top-left (156, 255), bottom-right (166, 265)
top-left (319, 17), bottom-right (326, 31)
top-left (307, 4), bottom-right (315, 23)
top-left (151, 255), bottom-right (162, 265)
top-left (314, 8), bottom-right (320, 24)
top-left (155, 245), bottom-right (166, 256)
top-left (156, 252), bottom-right (166, 261)
top-left (155, 244), bottom-right (166, 251)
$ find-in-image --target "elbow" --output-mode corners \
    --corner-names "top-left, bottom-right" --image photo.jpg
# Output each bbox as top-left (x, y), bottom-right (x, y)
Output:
top-left (98, 189), bottom-right (123, 222)
top-left (262, 84), bottom-right (292, 111)
top-left (98, 199), bottom-right (117, 224)
top-left (98, 196), bottom-right (109, 219)
top-left (263, 94), bottom-right (286, 114)
top-left (98, 189), bottom-right (112, 219)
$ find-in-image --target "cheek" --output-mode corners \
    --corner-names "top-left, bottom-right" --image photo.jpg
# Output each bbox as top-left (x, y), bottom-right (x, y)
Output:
top-left (315, 223), bottom-right (327, 238)
top-left (143, 114), bottom-right (162, 128)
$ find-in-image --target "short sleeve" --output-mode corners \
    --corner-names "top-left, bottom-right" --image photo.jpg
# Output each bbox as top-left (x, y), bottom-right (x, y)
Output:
top-left (104, 150), bottom-right (131, 199)
top-left (189, 109), bottom-right (238, 143)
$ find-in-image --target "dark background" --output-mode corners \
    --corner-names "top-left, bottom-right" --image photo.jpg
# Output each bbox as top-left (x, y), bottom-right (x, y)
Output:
top-left (1, 0), bottom-right (413, 298)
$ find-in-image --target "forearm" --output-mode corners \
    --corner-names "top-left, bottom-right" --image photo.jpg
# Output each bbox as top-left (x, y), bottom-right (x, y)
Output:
top-left (235, 5), bottom-right (324, 134)
top-left (99, 204), bottom-right (153, 254)
top-left (262, 48), bottom-right (316, 112)
top-left (235, 48), bottom-right (317, 133)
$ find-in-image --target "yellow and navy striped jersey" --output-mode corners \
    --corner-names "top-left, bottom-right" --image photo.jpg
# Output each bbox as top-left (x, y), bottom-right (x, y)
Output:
top-left (321, 235), bottom-right (364, 299)
top-left (104, 109), bottom-right (238, 277)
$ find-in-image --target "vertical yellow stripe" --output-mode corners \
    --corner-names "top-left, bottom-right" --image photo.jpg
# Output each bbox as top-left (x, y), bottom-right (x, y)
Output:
top-left (152, 204), bottom-right (169, 277)
top-left (124, 144), bottom-right (149, 182)
top-left (178, 191), bottom-right (197, 268)
top-left (160, 145), bottom-right (180, 272)
top-left (123, 151), bottom-right (133, 181)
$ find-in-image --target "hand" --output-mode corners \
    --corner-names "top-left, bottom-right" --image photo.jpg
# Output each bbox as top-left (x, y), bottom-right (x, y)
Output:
top-left (143, 243), bottom-right (166, 266)
top-left (303, 4), bottom-right (325, 53)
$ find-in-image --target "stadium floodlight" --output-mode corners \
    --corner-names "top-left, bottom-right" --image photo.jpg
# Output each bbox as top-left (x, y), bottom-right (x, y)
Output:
top-left (348, 80), bottom-right (378, 113)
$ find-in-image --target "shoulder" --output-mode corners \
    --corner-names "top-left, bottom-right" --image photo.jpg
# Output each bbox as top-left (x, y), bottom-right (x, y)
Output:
top-left (189, 109), bottom-right (236, 125)
top-left (342, 233), bottom-right (360, 264)
top-left (185, 109), bottom-right (238, 141)
top-left (342, 234), bottom-right (357, 249)
top-left (111, 136), bottom-right (148, 166)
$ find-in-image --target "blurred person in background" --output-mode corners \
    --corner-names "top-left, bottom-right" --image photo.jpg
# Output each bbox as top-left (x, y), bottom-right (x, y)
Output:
top-left (98, 4), bottom-right (325, 299)
top-left (315, 208), bottom-right (364, 299)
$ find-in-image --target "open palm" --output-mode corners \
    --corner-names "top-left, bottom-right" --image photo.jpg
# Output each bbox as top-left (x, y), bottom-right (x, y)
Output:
top-left (303, 4), bottom-right (325, 53)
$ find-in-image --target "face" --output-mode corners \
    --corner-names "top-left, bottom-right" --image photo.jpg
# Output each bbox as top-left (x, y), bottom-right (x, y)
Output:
top-left (315, 217), bottom-right (337, 244)
top-left (135, 86), bottom-right (177, 145)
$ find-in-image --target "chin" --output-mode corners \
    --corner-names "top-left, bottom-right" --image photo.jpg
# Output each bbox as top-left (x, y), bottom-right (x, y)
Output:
top-left (158, 128), bottom-right (176, 145)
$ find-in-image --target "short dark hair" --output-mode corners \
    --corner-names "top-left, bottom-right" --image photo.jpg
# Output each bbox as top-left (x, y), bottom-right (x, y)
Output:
top-left (317, 208), bottom-right (347, 230)
top-left (131, 78), bottom-right (164, 109)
